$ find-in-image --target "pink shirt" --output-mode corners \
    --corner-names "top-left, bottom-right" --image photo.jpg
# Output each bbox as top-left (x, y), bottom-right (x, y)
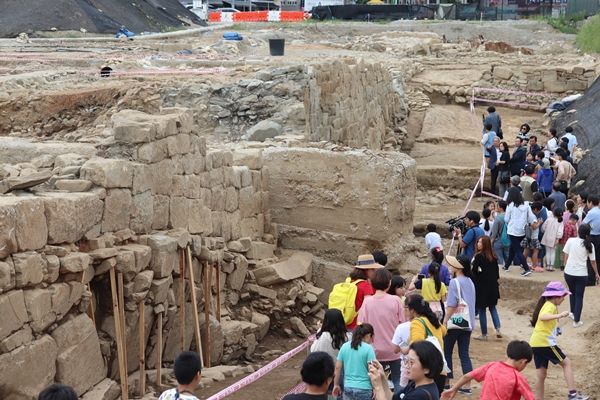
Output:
top-left (357, 294), bottom-right (406, 361)
top-left (470, 361), bottom-right (535, 400)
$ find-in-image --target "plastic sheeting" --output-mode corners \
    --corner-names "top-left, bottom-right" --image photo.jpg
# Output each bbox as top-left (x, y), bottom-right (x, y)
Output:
top-left (0, 0), bottom-right (205, 37)
top-left (553, 77), bottom-right (600, 196)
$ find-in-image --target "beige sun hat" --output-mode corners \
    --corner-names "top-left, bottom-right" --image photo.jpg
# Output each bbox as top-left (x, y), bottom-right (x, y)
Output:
top-left (355, 254), bottom-right (384, 269)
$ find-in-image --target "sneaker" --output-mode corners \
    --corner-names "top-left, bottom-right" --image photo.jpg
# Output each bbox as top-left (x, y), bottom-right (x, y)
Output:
top-left (573, 321), bottom-right (584, 328)
top-left (457, 388), bottom-right (473, 395)
top-left (521, 270), bottom-right (532, 276)
top-left (533, 266), bottom-right (545, 272)
top-left (568, 392), bottom-right (590, 400)
top-left (474, 335), bottom-right (488, 341)
top-left (502, 266), bottom-right (510, 272)
top-left (496, 329), bottom-right (503, 338)
top-left (569, 313), bottom-right (575, 320)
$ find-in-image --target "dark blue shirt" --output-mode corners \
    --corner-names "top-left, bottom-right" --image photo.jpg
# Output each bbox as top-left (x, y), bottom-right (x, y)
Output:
top-left (462, 226), bottom-right (485, 260)
top-left (419, 263), bottom-right (452, 286)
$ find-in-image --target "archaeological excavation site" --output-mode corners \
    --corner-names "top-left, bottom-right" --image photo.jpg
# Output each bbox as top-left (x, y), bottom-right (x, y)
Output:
top-left (1, 15), bottom-right (600, 400)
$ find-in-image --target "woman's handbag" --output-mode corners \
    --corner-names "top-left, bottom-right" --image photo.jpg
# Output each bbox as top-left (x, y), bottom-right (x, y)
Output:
top-left (499, 169), bottom-right (511, 184)
top-left (447, 279), bottom-right (472, 331)
top-left (417, 318), bottom-right (451, 374)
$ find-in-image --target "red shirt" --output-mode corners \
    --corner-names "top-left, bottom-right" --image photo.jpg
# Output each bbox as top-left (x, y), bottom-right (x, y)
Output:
top-left (347, 280), bottom-right (375, 330)
top-left (561, 222), bottom-right (578, 245)
top-left (470, 361), bottom-right (535, 400)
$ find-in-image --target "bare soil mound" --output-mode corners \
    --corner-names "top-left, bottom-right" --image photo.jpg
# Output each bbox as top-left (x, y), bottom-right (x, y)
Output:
top-left (0, 0), bottom-right (205, 38)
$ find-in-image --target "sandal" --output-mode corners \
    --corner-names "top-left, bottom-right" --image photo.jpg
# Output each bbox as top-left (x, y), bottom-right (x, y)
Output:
top-left (474, 335), bottom-right (488, 341)
top-left (546, 267), bottom-right (555, 271)
top-left (496, 329), bottom-right (502, 338)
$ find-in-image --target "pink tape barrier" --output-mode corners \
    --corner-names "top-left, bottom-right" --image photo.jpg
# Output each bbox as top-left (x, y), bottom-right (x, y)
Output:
top-left (79, 68), bottom-right (227, 76)
top-left (473, 87), bottom-right (553, 97)
top-left (205, 335), bottom-right (315, 400)
top-left (472, 97), bottom-right (546, 109)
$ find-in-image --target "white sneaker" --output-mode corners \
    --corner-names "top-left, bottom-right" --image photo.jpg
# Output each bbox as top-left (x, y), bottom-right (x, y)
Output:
top-left (568, 313), bottom-right (575, 320)
top-left (573, 321), bottom-right (584, 328)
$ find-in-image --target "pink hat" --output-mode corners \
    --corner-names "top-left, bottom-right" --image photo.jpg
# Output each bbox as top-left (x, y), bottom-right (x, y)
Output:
top-left (541, 281), bottom-right (571, 297)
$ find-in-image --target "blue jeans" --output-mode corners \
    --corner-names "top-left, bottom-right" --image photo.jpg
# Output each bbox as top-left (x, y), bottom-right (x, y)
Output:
top-left (380, 359), bottom-right (402, 394)
top-left (564, 273), bottom-right (587, 322)
top-left (328, 366), bottom-right (344, 400)
top-left (343, 387), bottom-right (373, 400)
top-left (505, 235), bottom-right (529, 271)
top-left (493, 240), bottom-right (509, 265)
top-left (478, 306), bottom-right (501, 335)
top-left (443, 329), bottom-right (473, 380)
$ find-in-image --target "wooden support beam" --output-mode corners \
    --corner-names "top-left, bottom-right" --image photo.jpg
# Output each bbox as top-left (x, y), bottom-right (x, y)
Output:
top-left (110, 268), bottom-right (128, 400)
top-left (186, 246), bottom-right (204, 367)
top-left (117, 273), bottom-right (129, 378)
top-left (179, 249), bottom-right (185, 353)
top-left (139, 301), bottom-right (146, 397)
top-left (157, 312), bottom-right (163, 388)
top-left (204, 261), bottom-right (211, 368)
top-left (215, 262), bottom-right (221, 323)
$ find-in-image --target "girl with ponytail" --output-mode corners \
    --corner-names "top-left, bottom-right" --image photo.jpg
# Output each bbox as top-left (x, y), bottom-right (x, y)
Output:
top-left (541, 207), bottom-right (565, 271)
top-left (420, 247), bottom-right (451, 285)
top-left (405, 294), bottom-right (448, 395)
top-left (563, 224), bottom-right (600, 327)
top-left (333, 323), bottom-right (376, 400)
top-left (409, 263), bottom-right (447, 322)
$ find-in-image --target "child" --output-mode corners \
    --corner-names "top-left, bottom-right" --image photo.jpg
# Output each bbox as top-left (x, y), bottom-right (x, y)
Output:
top-left (560, 214), bottom-right (579, 270)
top-left (333, 323), bottom-right (376, 400)
top-left (440, 340), bottom-right (535, 400)
top-left (530, 282), bottom-right (589, 400)
top-left (541, 207), bottom-right (564, 271)
top-left (282, 352), bottom-right (335, 400)
top-left (391, 293), bottom-right (417, 391)
top-left (409, 263), bottom-right (447, 322)
top-left (388, 276), bottom-right (407, 303)
top-left (425, 223), bottom-right (442, 252)
top-left (158, 351), bottom-right (202, 400)
top-left (522, 202), bottom-right (542, 271)
top-left (38, 384), bottom-right (78, 400)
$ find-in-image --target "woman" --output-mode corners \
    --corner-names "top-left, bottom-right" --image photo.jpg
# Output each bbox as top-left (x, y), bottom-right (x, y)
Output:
top-left (517, 123), bottom-right (531, 143)
top-left (543, 128), bottom-right (559, 158)
top-left (404, 294), bottom-right (447, 395)
top-left (504, 187), bottom-right (537, 276)
top-left (345, 254), bottom-right (380, 329)
top-left (368, 341), bottom-right (443, 400)
top-left (442, 255), bottom-right (477, 395)
top-left (479, 208), bottom-right (494, 237)
top-left (409, 263), bottom-right (448, 322)
top-left (311, 309), bottom-right (352, 397)
top-left (471, 236), bottom-right (502, 341)
top-left (358, 269), bottom-right (406, 394)
top-left (419, 247), bottom-right (451, 286)
top-left (576, 192), bottom-right (588, 222)
top-left (563, 224), bottom-right (600, 327)
top-left (535, 158), bottom-right (554, 198)
top-left (444, 256), bottom-right (475, 394)
top-left (495, 142), bottom-right (511, 198)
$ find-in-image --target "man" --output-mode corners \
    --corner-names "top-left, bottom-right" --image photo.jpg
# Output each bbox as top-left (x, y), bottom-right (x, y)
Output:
top-left (489, 137), bottom-right (501, 195)
top-left (503, 175), bottom-right (522, 201)
top-left (528, 135), bottom-right (542, 157)
top-left (520, 164), bottom-right (538, 202)
top-left (454, 210), bottom-right (485, 260)
top-left (583, 195), bottom-right (600, 286)
top-left (554, 148), bottom-right (577, 196)
top-left (548, 182), bottom-right (566, 212)
top-left (509, 137), bottom-right (527, 177)
top-left (561, 126), bottom-right (578, 153)
top-left (482, 106), bottom-right (502, 139)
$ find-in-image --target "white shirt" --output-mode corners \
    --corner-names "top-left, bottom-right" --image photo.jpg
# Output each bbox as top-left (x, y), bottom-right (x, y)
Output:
top-left (479, 218), bottom-right (494, 236)
top-left (564, 238), bottom-right (596, 276)
top-left (158, 388), bottom-right (198, 400)
top-left (391, 321), bottom-right (411, 360)
top-left (310, 331), bottom-right (352, 361)
top-left (425, 232), bottom-right (442, 251)
top-left (505, 203), bottom-right (536, 237)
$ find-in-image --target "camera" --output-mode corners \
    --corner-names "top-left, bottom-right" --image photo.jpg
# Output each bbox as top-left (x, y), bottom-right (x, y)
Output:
top-left (446, 216), bottom-right (468, 235)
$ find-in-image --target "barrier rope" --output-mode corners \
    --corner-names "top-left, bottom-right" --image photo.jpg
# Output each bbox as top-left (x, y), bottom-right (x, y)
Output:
top-left (205, 335), bottom-right (316, 400)
top-left (79, 68), bottom-right (228, 76)
top-left (473, 87), bottom-right (554, 97)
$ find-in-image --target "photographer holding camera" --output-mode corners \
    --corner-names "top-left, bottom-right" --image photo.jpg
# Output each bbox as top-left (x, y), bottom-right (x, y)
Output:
top-left (454, 211), bottom-right (485, 261)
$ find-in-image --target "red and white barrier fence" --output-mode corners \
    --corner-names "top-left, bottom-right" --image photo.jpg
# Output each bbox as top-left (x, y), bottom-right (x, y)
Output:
top-left (208, 11), bottom-right (310, 22)
top-left (205, 335), bottom-right (315, 400)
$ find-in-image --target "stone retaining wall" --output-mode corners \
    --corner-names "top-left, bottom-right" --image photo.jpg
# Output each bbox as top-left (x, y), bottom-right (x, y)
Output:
top-left (0, 108), bottom-right (330, 399)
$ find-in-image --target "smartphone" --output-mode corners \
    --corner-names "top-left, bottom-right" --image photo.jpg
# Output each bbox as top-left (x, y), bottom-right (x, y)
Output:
top-left (417, 274), bottom-right (425, 280)
top-left (398, 341), bottom-right (408, 348)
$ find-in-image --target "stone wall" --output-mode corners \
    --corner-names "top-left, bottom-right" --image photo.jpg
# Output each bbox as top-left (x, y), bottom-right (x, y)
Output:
top-left (304, 59), bottom-right (406, 151)
top-left (0, 108), bottom-right (333, 399)
top-left (263, 145), bottom-right (417, 267)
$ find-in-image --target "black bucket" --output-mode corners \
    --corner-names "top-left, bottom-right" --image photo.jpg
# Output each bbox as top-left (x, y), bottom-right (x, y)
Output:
top-left (269, 39), bottom-right (285, 56)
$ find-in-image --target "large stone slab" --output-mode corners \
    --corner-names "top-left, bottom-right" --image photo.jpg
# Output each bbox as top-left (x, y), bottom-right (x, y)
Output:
top-left (245, 242), bottom-right (274, 260)
top-left (102, 189), bottom-right (132, 232)
top-left (42, 192), bottom-right (104, 244)
top-left (23, 288), bottom-right (56, 333)
top-left (0, 198), bottom-right (18, 258)
top-left (12, 251), bottom-right (45, 288)
top-left (146, 235), bottom-right (178, 278)
top-left (0, 290), bottom-right (29, 341)
top-left (111, 109), bottom-right (178, 143)
top-left (51, 314), bottom-right (105, 395)
top-left (81, 378), bottom-right (120, 400)
top-left (0, 335), bottom-right (57, 399)
top-left (80, 158), bottom-right (134, 189)
top-left (0, 170), bottom-right (52, 193)
top-left (12, 197), bottom-right (47, 251)
top-left (253, 251), bottom-right (313, 286)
